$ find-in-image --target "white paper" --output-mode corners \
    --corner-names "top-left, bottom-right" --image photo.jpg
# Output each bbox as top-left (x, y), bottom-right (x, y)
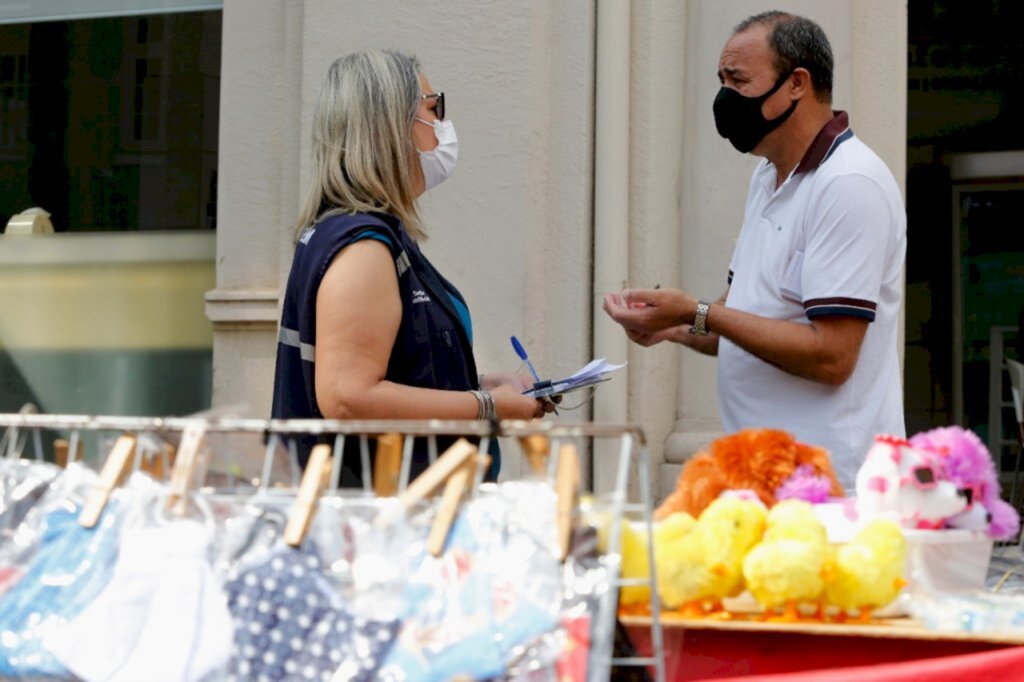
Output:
top-left (522, 358), bottom-right (626, 398)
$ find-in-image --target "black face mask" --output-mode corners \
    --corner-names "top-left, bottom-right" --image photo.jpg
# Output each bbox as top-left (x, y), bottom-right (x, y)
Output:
top-left (713, 72), bottom-right (798, 153)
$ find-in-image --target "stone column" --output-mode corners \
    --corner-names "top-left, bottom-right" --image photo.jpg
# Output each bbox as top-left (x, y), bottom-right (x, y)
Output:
top-left (205, 0), bottom-right (304, 417)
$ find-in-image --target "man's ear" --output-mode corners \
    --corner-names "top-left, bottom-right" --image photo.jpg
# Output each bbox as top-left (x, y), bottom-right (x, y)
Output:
top-left (789, 67), bottom-right (813, 100)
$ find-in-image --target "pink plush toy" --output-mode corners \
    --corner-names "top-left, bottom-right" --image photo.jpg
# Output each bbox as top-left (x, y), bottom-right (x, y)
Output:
top-left (855, 435), bottom-right (968, 529)
top-left (909, 426), bottom-right (1020, 541)
top-left (775, 464), bottom-right (833, 504)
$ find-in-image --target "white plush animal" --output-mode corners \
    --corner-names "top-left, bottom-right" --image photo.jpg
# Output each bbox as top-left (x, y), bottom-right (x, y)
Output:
top-left (855, 435), bottom-right (968, 529)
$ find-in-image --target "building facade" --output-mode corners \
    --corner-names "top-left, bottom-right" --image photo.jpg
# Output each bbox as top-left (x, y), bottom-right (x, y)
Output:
top-left (208, 0), bottom-right (907, 494)
top-left (0, 0), bottom-right (907, 494)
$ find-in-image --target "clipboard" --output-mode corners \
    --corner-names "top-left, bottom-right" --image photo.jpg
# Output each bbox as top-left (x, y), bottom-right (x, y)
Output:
top-left (522, 375), bottom-right (612, 399)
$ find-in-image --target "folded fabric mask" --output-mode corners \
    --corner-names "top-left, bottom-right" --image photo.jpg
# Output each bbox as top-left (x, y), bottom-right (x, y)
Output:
top-left (0, 500), bottom-right (125, 677)
top-left (224, 541), bottom-right (399, 682)
top-left (45, 519), bottom-right (234, 682)
top-left (379, 487), bottom-right (561, 682)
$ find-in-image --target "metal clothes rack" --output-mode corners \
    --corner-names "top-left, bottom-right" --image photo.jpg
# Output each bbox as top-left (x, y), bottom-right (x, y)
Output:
top-left (0, 413), bottom-right (666, 682)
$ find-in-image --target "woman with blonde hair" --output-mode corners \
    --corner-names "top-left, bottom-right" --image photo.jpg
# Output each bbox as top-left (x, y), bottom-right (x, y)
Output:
top-left (272, 50), bottom-right (546, 485)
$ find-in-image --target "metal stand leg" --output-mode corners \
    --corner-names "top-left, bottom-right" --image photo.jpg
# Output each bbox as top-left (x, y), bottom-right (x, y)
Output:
top-left (599, 434), bottom-right (665, 682)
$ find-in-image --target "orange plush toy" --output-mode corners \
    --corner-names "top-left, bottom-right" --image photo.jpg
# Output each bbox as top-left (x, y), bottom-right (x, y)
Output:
top-left (656, 428), bottom-right (843, 519)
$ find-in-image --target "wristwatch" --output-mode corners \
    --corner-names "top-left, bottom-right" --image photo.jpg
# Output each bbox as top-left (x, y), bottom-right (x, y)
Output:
top-left (689, 300), bottom-right (711, 336)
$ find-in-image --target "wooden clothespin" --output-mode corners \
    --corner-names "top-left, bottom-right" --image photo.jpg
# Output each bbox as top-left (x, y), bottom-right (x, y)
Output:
top-left (426, 456), bottom-right (476, 557)
top-left (54, 439), bottom-right (68, 469)
top-left (556, 443), bottom-right (580, 561)
top-left (467, 454), bottom-right (491, 497)
top-left (54, 438), bottom-right (83, 469)
top-left (284, 443), bottom-right (333, 548)
top-left (376, 438), bottom-right (477, 529)
top-left (166, 423), bottom-right (207, 517)
top-left (373, 433), bottom-right (404, 497)
top-left (519, 435), bottom-right (550, 476)
top-left (78, 435), bottom-right (137, 528)
top-left (143, 442), bottom-right (177, 480)
top-left (426, 453), bottom-right (493, 556)
top-left (396, 438), bottom-right (477, 510)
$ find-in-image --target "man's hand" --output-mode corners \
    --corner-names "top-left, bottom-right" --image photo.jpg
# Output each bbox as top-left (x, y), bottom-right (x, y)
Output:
top-left (626, 324), bottom-right (685, 347)
top-left (603, 288), bottom-right (695, 337)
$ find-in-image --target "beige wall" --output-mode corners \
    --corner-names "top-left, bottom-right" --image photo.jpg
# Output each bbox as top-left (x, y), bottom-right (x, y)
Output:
top-left (210, 0), bottom-right (907, 496)
top-left (208, 0), bottom-right (596, 479)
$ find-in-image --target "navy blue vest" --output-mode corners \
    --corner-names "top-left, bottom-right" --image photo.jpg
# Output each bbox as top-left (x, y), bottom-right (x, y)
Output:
top-left (271, 211), bottom-right (494, 485)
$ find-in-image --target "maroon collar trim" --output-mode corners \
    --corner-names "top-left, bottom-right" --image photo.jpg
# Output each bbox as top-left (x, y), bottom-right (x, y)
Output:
top-left (794, 111), bottom-right (851, 175)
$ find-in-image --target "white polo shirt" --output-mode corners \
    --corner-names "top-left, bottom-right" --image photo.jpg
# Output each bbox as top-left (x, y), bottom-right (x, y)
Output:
top-left (717, 112), bottom-right (907, 490)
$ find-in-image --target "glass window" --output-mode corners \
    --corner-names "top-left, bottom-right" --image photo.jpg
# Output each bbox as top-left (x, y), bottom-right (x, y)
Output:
top-left (0, 9), bottom-right (220, 438)
top-left (0, 10), bottom-right (221, 232)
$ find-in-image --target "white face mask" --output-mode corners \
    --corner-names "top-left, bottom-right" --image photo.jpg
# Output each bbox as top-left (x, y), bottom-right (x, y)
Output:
top-left (415, 118), bottom-right (458, 190)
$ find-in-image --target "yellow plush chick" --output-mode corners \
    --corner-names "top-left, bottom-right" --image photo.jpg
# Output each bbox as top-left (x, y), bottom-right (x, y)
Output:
top-left (656, 496), bottom-right (767, 615)
top-left (762, 499), bottom-right (828, 544)
top-left (823, 518), bottom-right (907, 621)
top-left (742, 500), bottom-right (829, 620)
top-left (618, 512), bottom-right (696, 606)
top-left (618, 518), bottom-right (651, 606)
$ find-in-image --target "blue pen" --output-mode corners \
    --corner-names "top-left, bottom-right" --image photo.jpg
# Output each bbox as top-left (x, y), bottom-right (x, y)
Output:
top-left (510, 336), bottom-right (542, 383)
top-left (512, 335), bottom-right (559, 414)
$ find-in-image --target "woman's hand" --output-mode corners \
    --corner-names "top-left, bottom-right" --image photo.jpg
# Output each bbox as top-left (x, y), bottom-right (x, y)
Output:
top-left (489, 384), bottom-right (547, 420)
top-left (483, 373), bottom-right (560, 414)
top-left (480, 372), bottom-right (533, 392)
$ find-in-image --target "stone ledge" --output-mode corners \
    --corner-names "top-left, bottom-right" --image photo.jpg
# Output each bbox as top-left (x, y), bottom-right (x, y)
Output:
top-left (663, 429), bottom-right (724, 464)
top-left (205, 288), bottom-right (279, 330)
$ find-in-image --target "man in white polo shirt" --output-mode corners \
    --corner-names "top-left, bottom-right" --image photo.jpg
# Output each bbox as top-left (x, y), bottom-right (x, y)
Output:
top-left (603, 10), bottom-right (906, 488)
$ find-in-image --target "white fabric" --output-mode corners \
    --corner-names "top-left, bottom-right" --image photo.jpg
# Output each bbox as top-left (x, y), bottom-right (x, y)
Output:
top-left (416, 119), bottom-right (458, 190)
top-left (45, 520), bottom-right (234, 682)
top-left (718, 129), bottom-right (906, 490)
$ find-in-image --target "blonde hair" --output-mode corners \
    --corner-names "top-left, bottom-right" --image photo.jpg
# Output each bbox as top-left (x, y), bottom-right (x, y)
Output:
top-left (296, 49), bottom-right (426, 241)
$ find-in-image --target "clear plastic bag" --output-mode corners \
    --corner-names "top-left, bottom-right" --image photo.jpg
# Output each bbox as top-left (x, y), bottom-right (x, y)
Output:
top-left (0, 462), bottom-right (99, 598)
top-left (377, 481), bottom-right (563, 682)
top-left (906, 531), bottom-right (1024, 633)
top-left (218, 493), bottom-right (415, 682)
top-left (316, 494), bottom-right (421, 621)
top-left (43, 502), bottom-right (234, 682)
top-left (0, 458), bottom-right (61, 540)
top-left (0, 471), bottom-right (158, 677)
top-left (909, 590), bottom-right (1024, 633)
top-left (505, 522), bottom-right (611, 682)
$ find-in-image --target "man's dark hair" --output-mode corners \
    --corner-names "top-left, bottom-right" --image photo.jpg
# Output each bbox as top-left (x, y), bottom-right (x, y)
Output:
top-left (735, 11), bottom-right (833, 103)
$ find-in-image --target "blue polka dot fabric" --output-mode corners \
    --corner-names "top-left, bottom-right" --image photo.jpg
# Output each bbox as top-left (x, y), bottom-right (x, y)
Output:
top-left (224, 543), bottom-right (398, 682)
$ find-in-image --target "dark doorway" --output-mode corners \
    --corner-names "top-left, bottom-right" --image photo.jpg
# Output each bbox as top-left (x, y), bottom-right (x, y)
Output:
top-left (906, 1), bottom-right (1024, 478)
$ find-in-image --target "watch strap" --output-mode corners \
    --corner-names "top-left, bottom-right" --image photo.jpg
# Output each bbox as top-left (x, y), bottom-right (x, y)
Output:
top-left (689, 300), bottom-right (711, 336)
